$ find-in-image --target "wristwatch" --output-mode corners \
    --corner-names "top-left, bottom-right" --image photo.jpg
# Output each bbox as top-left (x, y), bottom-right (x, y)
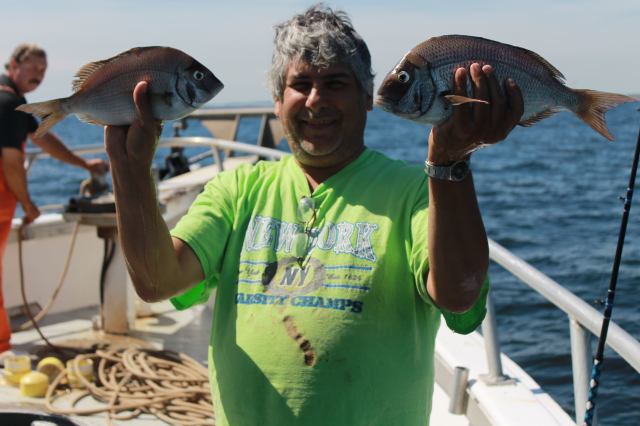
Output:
top-left (424, 159), bottom-right (470, 182)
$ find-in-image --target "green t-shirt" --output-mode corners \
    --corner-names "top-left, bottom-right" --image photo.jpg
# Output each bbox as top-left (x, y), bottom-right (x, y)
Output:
top-left (170, 149), bottom-right (487, 426)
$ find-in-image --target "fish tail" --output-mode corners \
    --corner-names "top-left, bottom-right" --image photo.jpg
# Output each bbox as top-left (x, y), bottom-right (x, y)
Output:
top-left (573, 89), bottom-right (637, 141)
top-left (15, 99), bottom-right (68, 138)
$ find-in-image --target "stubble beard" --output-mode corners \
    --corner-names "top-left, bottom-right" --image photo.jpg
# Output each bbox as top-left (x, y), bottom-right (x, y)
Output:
top-left (299, 138), bottom-right (340, 157)
top-left (287, 122), bottom-right (341, 159)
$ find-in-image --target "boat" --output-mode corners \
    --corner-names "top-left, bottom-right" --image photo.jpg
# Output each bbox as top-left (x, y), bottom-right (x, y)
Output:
top-left (1, 107), bottom-right (638, 425)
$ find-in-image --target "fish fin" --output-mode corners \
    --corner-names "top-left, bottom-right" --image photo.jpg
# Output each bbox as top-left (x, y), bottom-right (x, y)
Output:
top-left (515, 47), bottom-right (565, 82)
top-left (519, 108), bottom-right (561, 127)
top-left (573, 90), bottom-right (637, 141)
top-left (16, 99), bottom-right (67, 138)
top-left (72, 46), bottom-right (162, 92)
top-left (444, 94), bottom-right (489, 106)
top-left (72, 59), bottom-right (112, 92)
top-left (435, 35), bottom-right (567, 82)
top-left (76, 114), bottom-right (107, 126)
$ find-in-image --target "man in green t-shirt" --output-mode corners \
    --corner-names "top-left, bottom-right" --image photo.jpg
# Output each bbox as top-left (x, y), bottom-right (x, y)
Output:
top-left (104, 5), bottom-right (523, 425)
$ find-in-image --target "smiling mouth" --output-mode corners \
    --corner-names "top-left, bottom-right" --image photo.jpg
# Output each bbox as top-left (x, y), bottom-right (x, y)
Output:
top-left (303, 118), bottom-right (335, 125)
top-left (299, 114), bottom-right (339, 128)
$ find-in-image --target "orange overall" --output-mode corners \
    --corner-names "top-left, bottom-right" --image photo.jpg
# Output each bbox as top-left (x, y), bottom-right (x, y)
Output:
top-left (0, 76), bottom-right (33, 353)
top-left (0, 155), bottom-right (18, 352)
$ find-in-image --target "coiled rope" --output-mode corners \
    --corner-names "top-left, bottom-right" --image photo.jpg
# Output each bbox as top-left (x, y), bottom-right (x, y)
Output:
top-left (45, 347), bottom-right (214, 425)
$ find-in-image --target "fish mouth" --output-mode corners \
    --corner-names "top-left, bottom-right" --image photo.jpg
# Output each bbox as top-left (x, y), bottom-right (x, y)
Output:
top-left (374, 96), bottom-right (423, 119)
top-left (209, 76), bottom-right (224, 99)
top-left (374, 96), bottom-right (392, 111)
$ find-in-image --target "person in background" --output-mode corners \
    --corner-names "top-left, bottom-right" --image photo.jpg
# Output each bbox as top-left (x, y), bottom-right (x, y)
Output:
top-left (104, 4), bottom-right (523, 425)
top-left (0, 43), bottom-right (107, 353)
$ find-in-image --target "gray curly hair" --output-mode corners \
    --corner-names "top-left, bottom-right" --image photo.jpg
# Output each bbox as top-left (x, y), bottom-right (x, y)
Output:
top-left (269, 3), bottom-right (374, 100)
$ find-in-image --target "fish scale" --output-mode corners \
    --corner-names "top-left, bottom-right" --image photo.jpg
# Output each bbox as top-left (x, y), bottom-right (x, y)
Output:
top-left (417, 36), bottom-right (576, 119)
top-left (72, 70), bottom-right (178, 125)
top-left (376, 35), bottom-right (636, 141)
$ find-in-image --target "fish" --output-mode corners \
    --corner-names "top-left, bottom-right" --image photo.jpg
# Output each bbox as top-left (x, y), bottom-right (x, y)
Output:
top-left (375, 35), bottom-right (637, 141)
top-left (17, 46), bottom-right (223, 138)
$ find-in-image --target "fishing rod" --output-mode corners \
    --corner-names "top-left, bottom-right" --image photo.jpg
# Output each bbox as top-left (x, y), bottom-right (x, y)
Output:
top-left (583, 123), bottom-right (640, 426)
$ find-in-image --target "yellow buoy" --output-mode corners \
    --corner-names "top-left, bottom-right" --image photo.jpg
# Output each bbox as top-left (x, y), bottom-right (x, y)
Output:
top-left (20, 371), bottom-right (49, 397)
top-left (36, 356), bottom-right (64, 383)
top-left (3, 354), bottom-right (31, 386)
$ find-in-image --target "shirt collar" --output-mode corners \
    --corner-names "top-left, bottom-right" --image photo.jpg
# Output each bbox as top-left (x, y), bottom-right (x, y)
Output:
top-left (0, 74), bottom-right (19, 93)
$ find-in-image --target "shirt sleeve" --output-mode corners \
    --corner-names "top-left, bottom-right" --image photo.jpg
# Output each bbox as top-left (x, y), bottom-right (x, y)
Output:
top-left (169, 167), bottom-right (240, 310)
top-left (28, 114), bottom-right (38, 134)
top-left (0, 97), bottom-right (25, 150)
top-left (409, 177), bottom-right (488, 335)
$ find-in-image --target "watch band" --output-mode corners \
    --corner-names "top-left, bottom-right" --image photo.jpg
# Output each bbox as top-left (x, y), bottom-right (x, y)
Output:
top-left (424, 159), bottom-right (470, 182)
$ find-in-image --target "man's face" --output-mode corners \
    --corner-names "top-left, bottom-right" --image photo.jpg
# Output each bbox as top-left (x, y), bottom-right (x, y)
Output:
top-left (8, 54), bottom-right (47, 95)
top-left (275, 60), bottom-right (372, 168)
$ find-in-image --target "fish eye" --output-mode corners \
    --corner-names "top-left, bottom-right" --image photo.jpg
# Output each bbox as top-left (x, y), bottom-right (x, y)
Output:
top-left (193, 70), bottom-right (205, 81)
top-left (396, 71), bottom-right (411, 84)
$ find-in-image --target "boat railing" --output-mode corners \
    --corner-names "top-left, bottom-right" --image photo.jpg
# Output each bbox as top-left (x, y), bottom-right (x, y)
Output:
top-left (178, 107), bottom-right (286, 150)
top-left (24, 137), bottom-right (286, 171)
top-left (22, 136), bottom-right (287, 217)
top-left (484, 238), bottom-right (640, 425)
top-left (24, 106), bottom-right (284, 172)
top-left (159, 136), bottom-right (286, 165)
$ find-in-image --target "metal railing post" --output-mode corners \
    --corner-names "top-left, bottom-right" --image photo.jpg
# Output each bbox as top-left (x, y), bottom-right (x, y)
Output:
top-left (212, 146), bottom-right (224, 172)
top-left (570, 317), bottom-right (596, 425)
top-left (480, 291), bottom-right (513, 385)
top-left (448, 366), bottom-right (470, 414)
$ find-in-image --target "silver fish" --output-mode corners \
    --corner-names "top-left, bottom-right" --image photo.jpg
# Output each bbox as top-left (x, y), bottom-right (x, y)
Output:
top-left (375, 35), bottom-right (636, 140)
top-left (17, 46), bottom-right (223, 138)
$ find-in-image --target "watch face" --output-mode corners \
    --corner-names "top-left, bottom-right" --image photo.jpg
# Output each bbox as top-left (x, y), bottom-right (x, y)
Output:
top-left (451, 161), bottom-right (469, 180)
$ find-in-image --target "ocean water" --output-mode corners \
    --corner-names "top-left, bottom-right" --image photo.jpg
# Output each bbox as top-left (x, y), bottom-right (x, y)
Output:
top-left (23, 104), bottom-right (639, 425)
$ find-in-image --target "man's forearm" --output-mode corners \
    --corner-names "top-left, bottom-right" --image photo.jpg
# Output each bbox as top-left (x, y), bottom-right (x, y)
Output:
top-left (111, 163), bottom-right (188, 302)
top-left (424, 64), bottom-right (522, 312)
top-left (426, 173), bottom-right (488, 312)
top-left (105, 81), bottom-right (203, 302)
top-left (31, 132), bottom-right (87, 169)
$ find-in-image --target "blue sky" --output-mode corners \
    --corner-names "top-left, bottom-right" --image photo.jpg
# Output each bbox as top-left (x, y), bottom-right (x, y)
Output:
top-left (2, 1), bottom-right (638, 106)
